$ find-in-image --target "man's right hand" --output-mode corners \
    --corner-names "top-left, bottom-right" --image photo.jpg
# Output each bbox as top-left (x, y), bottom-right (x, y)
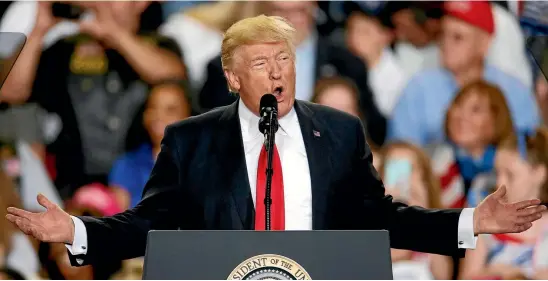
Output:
top-left (6, 194), bottom-right (75, 245)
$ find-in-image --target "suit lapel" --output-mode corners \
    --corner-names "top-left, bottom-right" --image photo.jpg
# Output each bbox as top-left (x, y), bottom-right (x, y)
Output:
top-left (294, 101), bottom-right (333, 230)
top-left (214, 100), bottom-right (254, 229)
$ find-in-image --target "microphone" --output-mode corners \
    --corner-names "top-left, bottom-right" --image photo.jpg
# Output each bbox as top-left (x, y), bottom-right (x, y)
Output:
top-left (258, 93), bottom-right (278, 231)
top-left (259, 94), bottom-right (279, 135)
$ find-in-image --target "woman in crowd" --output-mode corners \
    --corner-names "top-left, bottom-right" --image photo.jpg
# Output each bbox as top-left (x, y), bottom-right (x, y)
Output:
top-left (460, 127), bottom-right (548, 280)
top-left (428, 80), bottom-right (516, 208)
top-left (311, 76), bottom-right (382, 169)
top-left (109, 81), bottom-right (191, 210)
top-left (378, 141), bottom-right (451, 280)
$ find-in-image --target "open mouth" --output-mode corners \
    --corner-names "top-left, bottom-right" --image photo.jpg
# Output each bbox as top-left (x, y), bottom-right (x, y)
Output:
top-left (273, 86), bottom-right (283, 95)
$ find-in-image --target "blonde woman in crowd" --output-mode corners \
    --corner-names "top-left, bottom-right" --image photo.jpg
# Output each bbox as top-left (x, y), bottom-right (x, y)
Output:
top-left (378, 141), bottom-right (452, 280)
top-left (311, 76), bottom-right (381, 169)
top-left (460, 128), bottom-right (548, 280)
top-left (428, 80), bottom-right (516, 209)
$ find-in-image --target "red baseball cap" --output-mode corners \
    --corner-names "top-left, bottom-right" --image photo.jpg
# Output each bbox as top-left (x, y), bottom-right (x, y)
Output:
top-left (444, 1), bottom-right (495, 34)
top-left (70, 183), bottom-right (123, 216)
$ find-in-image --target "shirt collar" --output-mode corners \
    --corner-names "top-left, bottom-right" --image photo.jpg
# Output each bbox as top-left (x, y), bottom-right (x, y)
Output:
top-left (238, 98), bottom-right (298, 141)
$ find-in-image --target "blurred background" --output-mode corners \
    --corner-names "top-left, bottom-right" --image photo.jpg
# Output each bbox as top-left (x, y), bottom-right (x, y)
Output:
top-left (0, 0), bottom-right (547, 280)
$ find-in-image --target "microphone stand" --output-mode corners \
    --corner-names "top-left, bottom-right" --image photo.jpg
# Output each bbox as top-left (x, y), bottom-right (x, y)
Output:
top-left (263, 112), bottom-right (276, 231)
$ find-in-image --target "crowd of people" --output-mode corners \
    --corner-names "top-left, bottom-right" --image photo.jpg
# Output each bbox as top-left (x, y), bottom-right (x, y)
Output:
top-left (0, 0), bottom-right (547, 279)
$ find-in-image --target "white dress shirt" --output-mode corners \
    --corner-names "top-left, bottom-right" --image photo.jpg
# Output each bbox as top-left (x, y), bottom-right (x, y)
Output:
top-left (66, 99), bottom-right (477, 263)
top-left (239, 99), bottom-right (313, 230)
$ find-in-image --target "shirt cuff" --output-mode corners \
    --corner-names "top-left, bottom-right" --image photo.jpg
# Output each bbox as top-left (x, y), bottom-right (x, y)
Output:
top-left (65, 216), bottom-right (88, 264)
top-left (458, 208), bottom-right (478, 249)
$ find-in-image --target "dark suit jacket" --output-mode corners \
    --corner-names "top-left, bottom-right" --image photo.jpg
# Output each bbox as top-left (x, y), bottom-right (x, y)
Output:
top-left (198, 37), bottom-right (387, 146)
top-left (69, 99), bottom-right (464, 266)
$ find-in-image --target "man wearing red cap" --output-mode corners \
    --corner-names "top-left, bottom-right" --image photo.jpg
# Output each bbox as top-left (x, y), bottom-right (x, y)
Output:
top-left (388, 0), bottom-right (539, 146)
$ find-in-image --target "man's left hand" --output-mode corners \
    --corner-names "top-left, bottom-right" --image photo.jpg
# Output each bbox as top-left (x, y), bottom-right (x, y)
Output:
top-left (473, 185), bottom-right (546, 235)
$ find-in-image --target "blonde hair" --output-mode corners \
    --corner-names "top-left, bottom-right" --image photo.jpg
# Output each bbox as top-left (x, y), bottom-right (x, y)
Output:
top-left (221, 15), bottom-right (296, 70)
top-left (445, 80), bottom-right (516, 146)
top-left (378, 141), bottom-right (443, 209)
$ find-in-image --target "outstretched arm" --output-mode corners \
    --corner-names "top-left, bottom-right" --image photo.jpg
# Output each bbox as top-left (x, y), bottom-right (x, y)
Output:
top-left (351, 118), bottom-right (546, 257)
top-left (353, 118), bottom-right (467, 256)
top-left (6, 127), bottom-right (184, 266)
top-left (69, 126), bottom-right (184, 265)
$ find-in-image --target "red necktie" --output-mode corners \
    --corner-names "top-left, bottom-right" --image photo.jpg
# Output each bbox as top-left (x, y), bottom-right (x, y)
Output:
top-left (255, 144), bottom-right (285, 230)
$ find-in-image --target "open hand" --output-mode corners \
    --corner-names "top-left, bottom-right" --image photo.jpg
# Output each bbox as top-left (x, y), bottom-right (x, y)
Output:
top-left (473, 185), bottom-right (546, 235)
top-left (5, 194), bottom-right (74, 244)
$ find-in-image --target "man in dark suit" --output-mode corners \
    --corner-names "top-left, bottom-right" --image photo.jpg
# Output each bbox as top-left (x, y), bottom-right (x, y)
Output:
top-left (6, 15), bottom-right (546, 267)
top-left (198, 1), bottom-right (387, 146)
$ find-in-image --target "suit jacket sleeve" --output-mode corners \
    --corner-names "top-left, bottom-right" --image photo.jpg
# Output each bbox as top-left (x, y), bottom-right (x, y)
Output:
top-left (68, 127), bottom-right (183, 266)
top-left (352, 119), bottom-right (465, 258)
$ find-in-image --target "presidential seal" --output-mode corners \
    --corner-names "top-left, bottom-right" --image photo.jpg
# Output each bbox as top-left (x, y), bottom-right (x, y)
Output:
top-left (228, 254), bottom-right (311, 280)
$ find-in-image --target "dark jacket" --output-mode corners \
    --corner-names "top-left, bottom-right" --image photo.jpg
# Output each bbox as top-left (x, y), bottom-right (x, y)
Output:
top-left (69, 100), bottom-right (464, 266)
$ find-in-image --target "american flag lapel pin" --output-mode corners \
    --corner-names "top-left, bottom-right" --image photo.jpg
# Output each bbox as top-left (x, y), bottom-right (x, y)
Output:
top-left (313, 130), bottom-right (320, 137)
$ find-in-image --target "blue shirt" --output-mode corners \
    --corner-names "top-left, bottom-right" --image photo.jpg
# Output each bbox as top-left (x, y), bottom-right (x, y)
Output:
top-left (109, 144), bottom-right (155, 208)
top-left (388, 65), bottom-right (540, 145)
top-left (295, 33), bottom-right (317, 102)
top-left (454, 145), bottom-right (496, 183)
